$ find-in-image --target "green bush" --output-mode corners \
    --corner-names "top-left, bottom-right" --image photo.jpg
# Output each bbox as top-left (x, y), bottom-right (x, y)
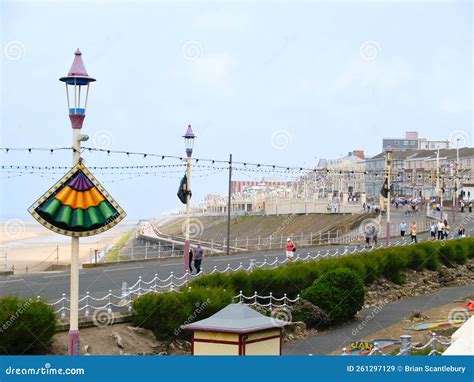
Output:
top-left (380, 250), bottom-right (407, 284)
top-left (465, 238), bottom-right (474, 258)
top-left (424, 249), bottom-right (441, 271)
top-left (300, 268), bottom-right (365, 324)
top-left (450, 242), bottom-right (468, 265)
top-left (439, 245), bottom-right (457, 268)
top-left (132, 287), bottom-right (233, 340)
top-left (408, 247), bottom-right (426, 271)
top-left (0, 296), bottom-right (57, 355)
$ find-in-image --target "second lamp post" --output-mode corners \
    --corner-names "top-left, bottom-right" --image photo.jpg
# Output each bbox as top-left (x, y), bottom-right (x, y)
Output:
top-left (183, 125), bottom-right (196, 272)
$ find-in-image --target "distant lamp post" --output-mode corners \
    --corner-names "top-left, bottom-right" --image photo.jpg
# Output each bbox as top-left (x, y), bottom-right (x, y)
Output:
top-left (453, 138), bottom-right (461, 223)
top-left (385, 144), bottom-right (393, 245)
top-left (183, 125), bottom-right (196, 272)
top-left (59, 49), bottom-right (95, 356)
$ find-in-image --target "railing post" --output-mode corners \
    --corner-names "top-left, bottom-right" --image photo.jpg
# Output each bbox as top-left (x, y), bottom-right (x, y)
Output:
top-left (138, 276), bottom-right (142, 296)
top-left (249, 258), bottom-right (256, 272)
top-left (310, 232), bottom-right (313, 245)
top-left (269, 292), bottom-right (273, 311)
top-left (239, 290), bottom-right (243, 304)
top-left (170, 271), bottom-right (174, 290)
top-left (235, 237), bottom-right (238, 250)
top-left (283, 293), bottom-right (287, 308)
top-left (107, 290), bottom-right (112, 314)
top-left (319, 231), bottom-right (322, 245)
top-left (145, 242), bottom-right (148, 260)
top-left (128, 287), bottom-right (133, 312)
top-left (431, 332), bottom-right (437, 354)
top-left (158, 242), bottom-right (161, 258)
top-left (154, 274), bottom-right (158, 292)
top-left (185, 269), bottom-right (189, 284)
top-left (61, 293), bottom-right (66, 319)
top-left (400, 334), bottom-right (412, 355)
top-left (246, 236), bottom-right (249, 250)
top-left (211, 239), bottom-right (214, 253)
top-left (85, 291), bottom-right (90, 317)
top-left (268, 236), bottom-right (272, 249)
top-left (254, 291), bottom-right (258, 305)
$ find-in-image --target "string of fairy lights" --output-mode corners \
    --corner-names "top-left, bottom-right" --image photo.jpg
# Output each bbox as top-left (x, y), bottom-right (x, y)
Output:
top-left (0, 146), bottom-right (469, 183)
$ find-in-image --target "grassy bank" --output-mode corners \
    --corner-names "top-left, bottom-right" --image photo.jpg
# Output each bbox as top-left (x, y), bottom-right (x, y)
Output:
top-left (104, 229), bottom-right (134, 262)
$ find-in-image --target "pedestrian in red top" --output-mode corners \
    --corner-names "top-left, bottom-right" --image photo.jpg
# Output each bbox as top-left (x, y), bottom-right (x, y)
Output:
top-left (285, 238), bottom-right (296, 262)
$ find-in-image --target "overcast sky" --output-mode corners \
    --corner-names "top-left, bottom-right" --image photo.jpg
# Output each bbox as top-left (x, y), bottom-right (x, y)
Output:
top-left (1, 0), bottom-right (472, 221)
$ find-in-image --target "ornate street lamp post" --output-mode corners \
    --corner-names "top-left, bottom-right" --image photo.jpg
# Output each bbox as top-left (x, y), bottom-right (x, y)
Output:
top-left (183, 125), bottom-right (196, 272)
top-left (59, 49), bottom-right (95, 355)
top-left (385, 145), bottom-right (393, 245)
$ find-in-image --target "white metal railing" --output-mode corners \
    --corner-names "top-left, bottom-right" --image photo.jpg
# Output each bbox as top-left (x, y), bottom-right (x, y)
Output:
top-left (47, 238), bottom-right (414, 317)
top-left (47, 234), bottom-right (464, 318)
top-left (233, 290), bottom-right (300, 310)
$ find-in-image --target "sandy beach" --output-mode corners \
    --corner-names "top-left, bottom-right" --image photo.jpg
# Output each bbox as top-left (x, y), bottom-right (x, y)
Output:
top-left (0, 220), bottom-right (134, 274)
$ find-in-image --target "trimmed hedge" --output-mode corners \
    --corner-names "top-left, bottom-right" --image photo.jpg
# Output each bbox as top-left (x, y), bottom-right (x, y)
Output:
top-left (301, 268), bottom-right (365, 324)
top-left (0, 296), bottom-right (57, 355)
top-left (131, 238), bottom-right (473, 339)
top-left (189, 238), bottom-right (474, 296)
top-left (132, 287), bottom-right (233, 340)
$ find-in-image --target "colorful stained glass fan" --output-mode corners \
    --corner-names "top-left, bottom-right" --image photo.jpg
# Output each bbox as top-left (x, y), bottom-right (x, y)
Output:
top-left (28, 162), bottom-right (126, 237)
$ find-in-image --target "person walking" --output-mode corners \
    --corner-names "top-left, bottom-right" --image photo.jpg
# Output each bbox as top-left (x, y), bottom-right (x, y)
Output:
top-left (410, 221), bottom-right (417, 243)
top-left (188, 247), bottom-right (194, 273)
top-left (457, 224), bottom-right (466, 239)
top-left (430, 222), bottom-right (437, 241)
top-left (370, 224), bottom-right (378, 246)
top-left (364, 226), bottom-right (371, 248)
top-left (469, 202), bottom-right (473, 213)
top-left (437, 220), bottom-right (444, 240)
top-left (399, 220), bottom-right (407, 237)
top-left (443, 220), bottom-right (450, 240)
top-left (285, 238), bottom-right (296, 262)
top-left (460, 201), bottom-right (465, 213)
top-left (193, 243), bottom-right (204, 274)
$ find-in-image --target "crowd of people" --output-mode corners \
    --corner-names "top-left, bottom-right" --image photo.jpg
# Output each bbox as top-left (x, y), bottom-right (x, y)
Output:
top-left (428, 220), bottom-right (466, 241)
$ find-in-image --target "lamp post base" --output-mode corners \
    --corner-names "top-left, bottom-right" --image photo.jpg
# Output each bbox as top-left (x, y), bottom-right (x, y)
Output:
top-left (184, 240), bottom-right (190, 273)
top-left (67, 329), bottom-right (80, 355)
